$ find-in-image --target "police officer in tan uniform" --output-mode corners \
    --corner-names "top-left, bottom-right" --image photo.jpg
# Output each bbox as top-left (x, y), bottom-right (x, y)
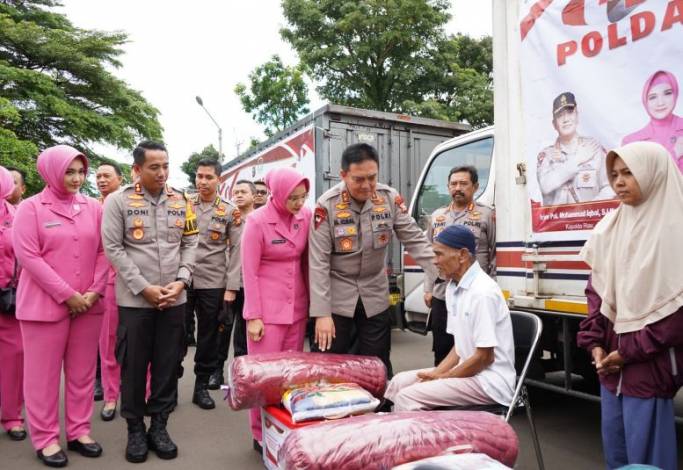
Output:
top-left (180, 159), bottom-right (242, 410)
top-left (425, 165), bottom-right (495, 365)
top-left (537, 92), bottom-right (614, 205)
top-left (102, 141), bottom-right (197, 463)
top-left (309, 143), bottom-right (437, 374)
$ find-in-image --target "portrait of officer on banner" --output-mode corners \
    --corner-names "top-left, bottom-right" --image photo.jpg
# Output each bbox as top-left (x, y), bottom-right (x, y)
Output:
top-left (536, 92), bottom-right (615, 206)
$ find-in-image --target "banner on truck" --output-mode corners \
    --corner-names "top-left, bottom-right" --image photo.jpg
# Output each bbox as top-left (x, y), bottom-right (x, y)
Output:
top-left (219, 126), bottom-right (316, 207)
top-left (520, 0), bottom-right (683, 239)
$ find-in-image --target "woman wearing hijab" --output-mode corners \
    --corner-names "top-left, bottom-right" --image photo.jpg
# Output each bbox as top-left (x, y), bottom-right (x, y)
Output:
top-left (0, 166), bottom-right (26, 441)
top-left (577, 141), bottom-right (683, 470)
top-left (13, 145), bottom-right (108, 467)
top-left (622, 70), bottom-right (683, 172)
top-left (241, 167), bottom-right (311, 448)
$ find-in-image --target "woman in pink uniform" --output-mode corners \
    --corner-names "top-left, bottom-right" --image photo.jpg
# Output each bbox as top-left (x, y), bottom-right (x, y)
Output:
top-left (241, 167), bottom-right (311, 448)
top-left (13, 145), bottom-right (108, 467)
top-left (622, 70), bottom-right (683, 172)
top-left (0, 165), bottom-right (26, 441)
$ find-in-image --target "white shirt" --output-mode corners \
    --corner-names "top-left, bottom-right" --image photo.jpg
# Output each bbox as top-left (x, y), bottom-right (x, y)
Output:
top-left (445, 262), bottom-right (516, 406)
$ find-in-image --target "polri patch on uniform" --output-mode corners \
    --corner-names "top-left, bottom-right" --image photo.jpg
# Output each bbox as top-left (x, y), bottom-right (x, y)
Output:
top-left (394, 195), bottom-right (408, 214)
top-left (314, 206), bottom-right (327, 230)
top-left (133, 217), bottom-right (144, 228)
top-left (132, 228), bottom-right (144, 240)
top-left (376, 233), bottom-right (389, 244)
top-left (210, 231), bottom-right (220, 240)
top-left (339, 237), bottom-right (353, 251)
top-left (175, 219), bottom-right (183, 228)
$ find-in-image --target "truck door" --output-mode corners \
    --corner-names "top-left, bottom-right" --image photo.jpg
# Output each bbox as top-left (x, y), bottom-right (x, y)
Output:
top-left (403, 133), bottom-right (495, 333)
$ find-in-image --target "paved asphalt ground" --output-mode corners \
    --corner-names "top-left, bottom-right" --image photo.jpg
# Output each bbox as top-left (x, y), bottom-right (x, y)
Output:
top-left (1, 330), bottom-right (682, 470)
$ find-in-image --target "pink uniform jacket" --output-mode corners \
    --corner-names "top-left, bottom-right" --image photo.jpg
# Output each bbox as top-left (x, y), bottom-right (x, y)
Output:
top-left (0, 200), bottom-right (16, 290)
top-left (12, 190), bottom-right (108, 321)
top-left (241, 169), bottom-right (311, 325)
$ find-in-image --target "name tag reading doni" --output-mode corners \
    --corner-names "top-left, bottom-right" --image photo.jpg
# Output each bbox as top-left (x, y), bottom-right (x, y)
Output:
top-left (271, 239), bottom-right (287, 244)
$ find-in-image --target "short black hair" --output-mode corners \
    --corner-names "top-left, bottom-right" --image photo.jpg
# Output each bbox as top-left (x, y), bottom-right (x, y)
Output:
top-left (253, 180), bottom-right (266, 187)
top-left (448, 165), bottom-right (479, 185)
top-left (133, 141), bottom-right (167, 166)
top-left (5, 166), bottom-right (26, 185)
top-left (341, 143), bottom-right (379, 171)
top-left (98, 162), bottom-right (122, 177)
top-left (196, 159), bottom-right (222, 177)
top-left (234, 179), bottom-right (256, 194)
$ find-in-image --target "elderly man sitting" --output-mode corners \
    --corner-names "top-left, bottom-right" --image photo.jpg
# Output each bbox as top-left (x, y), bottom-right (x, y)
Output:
top-left (385, 225), bottom-right (515, 411)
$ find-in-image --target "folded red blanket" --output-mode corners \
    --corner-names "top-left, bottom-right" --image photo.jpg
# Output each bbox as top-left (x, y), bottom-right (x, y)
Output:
top-left (279, 410), bottom-right (519, 470)
top-left (226, 351), bottom-right (387, 410)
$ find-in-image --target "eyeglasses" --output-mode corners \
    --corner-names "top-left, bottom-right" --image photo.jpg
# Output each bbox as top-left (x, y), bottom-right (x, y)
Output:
top-left (255, 190), bottom-right (268, 196)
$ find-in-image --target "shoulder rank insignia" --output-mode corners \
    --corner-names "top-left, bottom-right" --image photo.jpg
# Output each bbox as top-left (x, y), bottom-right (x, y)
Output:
top-left (371, 193), bottom-right (385, 205)
top-left (394, 194), bottom-right (408, 214)
top-left (341, 191), bottom-right (350, 204)
top-left (466, 202), bottom-right (475, 212)
top-left (314, 206), bottom-right (327, 230)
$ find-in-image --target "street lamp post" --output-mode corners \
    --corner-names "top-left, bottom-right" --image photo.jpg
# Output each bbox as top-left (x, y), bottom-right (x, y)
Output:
top-left (195, 95), bottom-right (223, 160)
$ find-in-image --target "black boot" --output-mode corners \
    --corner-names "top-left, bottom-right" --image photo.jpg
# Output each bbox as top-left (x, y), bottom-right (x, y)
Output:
top-left (192, 381), bottom-right (216, 410)
top-left (125, 418), bottom-right (148, 463)
top-left (207, 369), bottom-right (223, 390)
top-left (147, 413), bottom-right (177, 459)
top-left (93, 376), bottom-right (104, 402)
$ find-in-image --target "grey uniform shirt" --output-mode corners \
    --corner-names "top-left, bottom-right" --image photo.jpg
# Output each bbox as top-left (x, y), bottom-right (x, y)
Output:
top-left (102, 183), bottom-right (198, 308)
top-left (189, 195), bottom-right (242, 290)
top-left (309, 182), bottom-right (437, 318)
top-left (425, 201), bottom-right (496, 300)
top-left (537, 136), bottom-right (614, 206)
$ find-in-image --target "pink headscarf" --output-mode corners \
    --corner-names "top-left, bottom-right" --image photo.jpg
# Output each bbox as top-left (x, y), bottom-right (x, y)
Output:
top-left (0, 166), bottom-right (15, 218)
top-left (642, 70), bottom-right (679, 121)
top-left (264, 167), bottom-right (310, 221)
top-left (36, 145), bottom-right (88, 202)
top-left (0, 166), bottom-right (15, 202)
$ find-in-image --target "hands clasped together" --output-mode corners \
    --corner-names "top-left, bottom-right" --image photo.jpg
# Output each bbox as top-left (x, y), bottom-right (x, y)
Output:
top-left (591, 346), bottom-right (625, 376)
top-left (140, 281), bottom-right (185, 310)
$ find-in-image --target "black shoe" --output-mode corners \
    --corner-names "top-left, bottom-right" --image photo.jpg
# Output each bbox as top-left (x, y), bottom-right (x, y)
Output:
top-left (148, 414), bottom-right (177, 460)
top-left (93, 378), bottom-right (104, 402)
top-left (7, 428), bottom-right (27, 441)
top-left (36, 449), bottom-right (68, 468)
top-left (67, 439), bottom-right (102, 458)
top-left (192, 387), bottom-right (216, 410)
top-left (253, 439), bottom-right (262, 455)
top-left (125, 418), bottom-right (148, 463)
top-left (207, 370), bottom-right (223, 390)
top-left (100, 403), bottom-right (116, 421)
top-left (185, 333), bottom-right (196, 347)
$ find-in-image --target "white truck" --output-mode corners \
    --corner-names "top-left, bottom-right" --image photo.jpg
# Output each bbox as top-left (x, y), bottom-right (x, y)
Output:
top-left (402, 0), bottom-right (683, 411)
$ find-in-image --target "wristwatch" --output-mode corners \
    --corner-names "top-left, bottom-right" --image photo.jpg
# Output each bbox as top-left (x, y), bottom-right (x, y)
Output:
top-left (176, 278), bottom-right (190, 290)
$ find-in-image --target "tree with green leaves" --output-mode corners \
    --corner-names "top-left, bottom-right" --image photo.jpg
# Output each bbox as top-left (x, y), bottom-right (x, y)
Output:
top-left (0, 0), bottom-right (163, 195)
top-left (235, 55), bottom-right (310, 137)
top-left (181, 144), bottom-right (220, 187)
top-left (280, 0), bottom-right (492, 127)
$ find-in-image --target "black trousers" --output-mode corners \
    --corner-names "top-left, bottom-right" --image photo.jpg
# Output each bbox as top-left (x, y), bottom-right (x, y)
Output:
top-left (188, 287), bottom-right (225, 383)
top-left (184, 299), bottom-right (196, 338)
top-left (430, 297), bottom-right (454, 366)
top-left (216, 288), bottom-right (247, 369)
top-left (312, 299), bottom-right (393, 377)
top-left (117, 304), bottom-right (185, 419)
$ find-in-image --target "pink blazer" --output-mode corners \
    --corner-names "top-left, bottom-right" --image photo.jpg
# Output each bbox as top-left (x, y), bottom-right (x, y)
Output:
top-left (622, 114), bottom-right (683, 172)
top-left (0, 201), bottom-right (17, 290)
top-left (241, 205), bottom-right (311, 324)
top-left (12, 190), bottom-right (108, 322)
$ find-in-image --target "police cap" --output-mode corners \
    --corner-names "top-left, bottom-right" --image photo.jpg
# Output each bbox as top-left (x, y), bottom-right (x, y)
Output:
top-left (553, 92), bottom-right (577, 116)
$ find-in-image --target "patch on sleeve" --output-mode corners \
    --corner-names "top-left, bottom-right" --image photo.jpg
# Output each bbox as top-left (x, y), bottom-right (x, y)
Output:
top-left (394, 194), bottom-right (408, 214)
top-left (314, 206), bottom-right (327, 230)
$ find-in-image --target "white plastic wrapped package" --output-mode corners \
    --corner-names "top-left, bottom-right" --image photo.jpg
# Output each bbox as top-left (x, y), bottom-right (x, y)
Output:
top-left (282, 383), bottom-right (380, 423)
top-left (392, 453), bottom-right (513, 470)
top-left (225, 351), bottom-right (386, 410)
top-left (279, 410), bottom-right (519, 470)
